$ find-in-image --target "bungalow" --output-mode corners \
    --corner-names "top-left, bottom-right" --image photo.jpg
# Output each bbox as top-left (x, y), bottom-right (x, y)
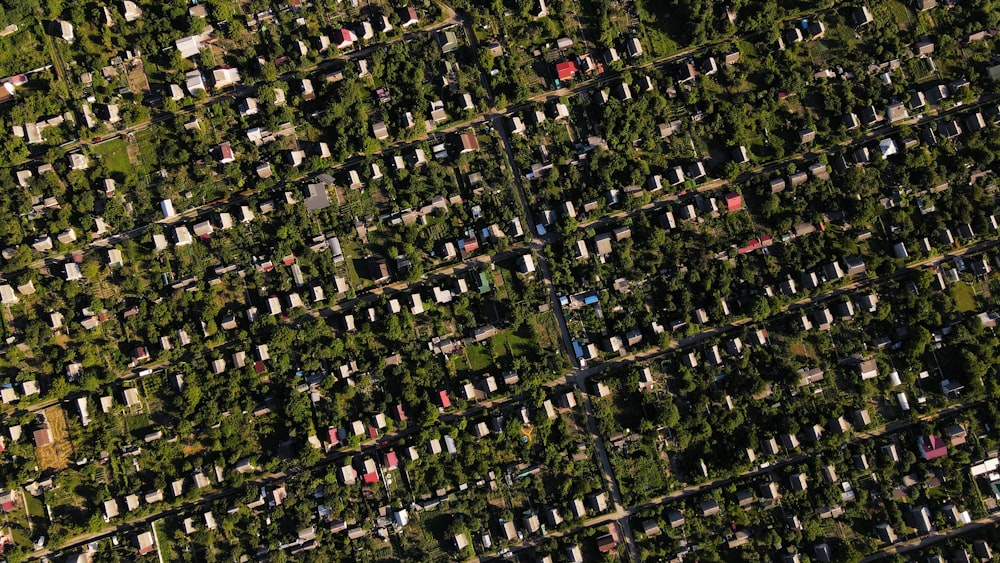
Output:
top-left (918, 435), bottom-right (948, 460)
top-left (887, 102), bottom-right (908, 123)
top-left (211, 67), bottom-right (241, 89)
top-left (859, 358), bottom-right (878, 380)
top-left (399, 6), bottom-right (419, 27)
top-left (723, 192), bottom-right (742, 212)
top-left (940, 120), bottom-right (963, 139)
top-left (555, 60), bottom-right (577, 81)
top-left (667, 166), bottom-right (685, 186)
top-left (135, 531), bottom-right (155, 555)
top-left (185, 70), bottom-right (206, 95)
top-left (438, 30), bottom-right (459, 53)
top-left (790, 473), bottom-right (808, 491)
top-left (333, 28), bottom-right (357, 50)
top-left (625, 36), bottom-right (643, 57)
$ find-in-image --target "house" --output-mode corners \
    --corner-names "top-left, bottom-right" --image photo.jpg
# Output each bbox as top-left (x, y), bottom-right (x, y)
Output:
top-left (212, 67), bottom-right (241, 89)
top-left (333, 28), bottom-right (357, 50)
top-left (918, 435), bottom-right (948, 460)
top-left (438, 30), bottom-right (459, 53)
top-left (944, 424), bottom-right (967, 446)
top-left (69, 153), bottom-right (89, 170)
top-left (877, 523), bottom-right (897, 543)
top-left (122, 0), bottom-right (142, 21)
top-left (667, 166), bottom-right (685, 186)
top-left (887, 102), bottom-right (908, 123)
top-left (216, 143), bottom-right (235, 164)
top-left (790, 473), bottom-right (808, 491)
top-left (399, 6), bottom-right (419, 27)
top-left (700, 499), bottom-right (720, 516)
top-left (940, 120), bottom-right (963, 139)
top-left (588, 492), bottom-right (608, 512)
top-left (175, 35), bottom-right (200, 58)
top-left (135, 531), bottom-right (155, 555)
top-left (723, 192), bottom-right (742, 212)
top-left (908, 505), bottom-right (933, 534)
top-left (555, 60), bottom-right (577, 81)
top-left (185, 70), bottom-right (206, 95)
top-left (859, 358), bottom-right (878, 380)
top-left (973, 540), bottom-right (993, 561)
top-left (457, 132), bottom-right (479, 153)
top-left (33, 422), bottom-right (53, 447)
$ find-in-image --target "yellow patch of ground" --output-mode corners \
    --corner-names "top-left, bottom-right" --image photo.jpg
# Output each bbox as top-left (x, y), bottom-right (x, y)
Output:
top-left (36, 406), bottom-right (73, 471)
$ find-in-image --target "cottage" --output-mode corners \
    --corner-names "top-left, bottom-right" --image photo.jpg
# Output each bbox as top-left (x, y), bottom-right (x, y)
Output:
top-left (918, 435), bottom-right (948, 460)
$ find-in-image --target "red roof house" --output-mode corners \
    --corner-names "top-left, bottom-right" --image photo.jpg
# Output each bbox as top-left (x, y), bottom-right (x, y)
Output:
top-left (384, 450), bottom-right (399, 470)
top-left (334, 28), bottom-right (357, 49)
top-left (597, 534), bottom-right (618, 554)
top-left (218, 143), bottom-right (235, 164)
top-left (395, 403), bottom-right (408, 421)
top-left (724, 192), bottom-right (743, 212)
top-left (918, 435), bottom-right (948, 460)
top-left (362, 470), bottom-right (379, 484)
top-left (738, 238), bottom-right (762, 254)
top-left (555, 60), bottom-right (578, 81)
top-left (0, 490), bottom-right (17, 513)
top-left (327, 427), bottom-right (340, 447)
top-left (438, 389), bottom-right (451, 408)
top-left (399, 6), bottom-right (419, 27)
top-left (461, 235), bottom-right (479, 253)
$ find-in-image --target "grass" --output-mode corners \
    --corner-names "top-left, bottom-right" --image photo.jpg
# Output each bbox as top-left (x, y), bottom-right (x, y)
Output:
top-left (24, 493), bottom-right (43, 518)
top-left (91, 138), bottom-right (132, 175)
top-left (951, 282), bottom-right (977, 312)
top-left (134, 129), bottom-right (161, 168)
top-left (884, 0), bottom-right (914, 31)
top-left (789, 341), bottom-right (818, 361)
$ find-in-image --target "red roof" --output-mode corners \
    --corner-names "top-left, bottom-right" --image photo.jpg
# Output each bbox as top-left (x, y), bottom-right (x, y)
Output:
top-left (462, 236), bottom-right (479, 253)
top-left (368, 426), bottom-right (378, 438)
top-left (253, 360), bottom-right (266, 374)
top-left (724, 192), bottom-right (743, 212)
top-left (362, 471), bottom-right (379, 484)
top-left (327, 427), bottom-right (340, 446)
top-left (1, 501), bottom-right (14, 513)
top-left (334, 28), bottom-right (354, 46)
top-left (395, 403), bottom-right (408, 421)
top-left (400, 6), bottom-right (418, 23)
top-left (597, 535), bottom-right (617, 553)
top-left (738, 239), bottom-right (762, 254)
top-left (438, 389), bottom-right (451, 408)
top-left (920, 435), bottom-right (948, 460)
top-left (555, 60), bottom-right (578, 81)
top-left (384, 451), bottom-right (398, 469)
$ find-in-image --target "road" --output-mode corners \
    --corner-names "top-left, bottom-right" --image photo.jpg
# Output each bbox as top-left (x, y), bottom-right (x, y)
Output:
top-left (862, 513), bottom-right (1000, 561)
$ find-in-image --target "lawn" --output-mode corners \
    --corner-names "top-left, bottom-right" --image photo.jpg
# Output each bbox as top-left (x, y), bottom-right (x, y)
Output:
top-left (91, 138), bottom-right (132, 175)
top-left (450, 343), bottom-right (493, 377)
top-left (951, 282), bottom-right (977, 312)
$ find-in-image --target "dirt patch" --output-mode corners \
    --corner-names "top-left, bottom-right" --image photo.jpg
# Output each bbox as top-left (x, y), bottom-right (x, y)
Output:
top-left (37, 407), bottom-right (74, 471)
top-left (125, 59), bottom-right (151, 95)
